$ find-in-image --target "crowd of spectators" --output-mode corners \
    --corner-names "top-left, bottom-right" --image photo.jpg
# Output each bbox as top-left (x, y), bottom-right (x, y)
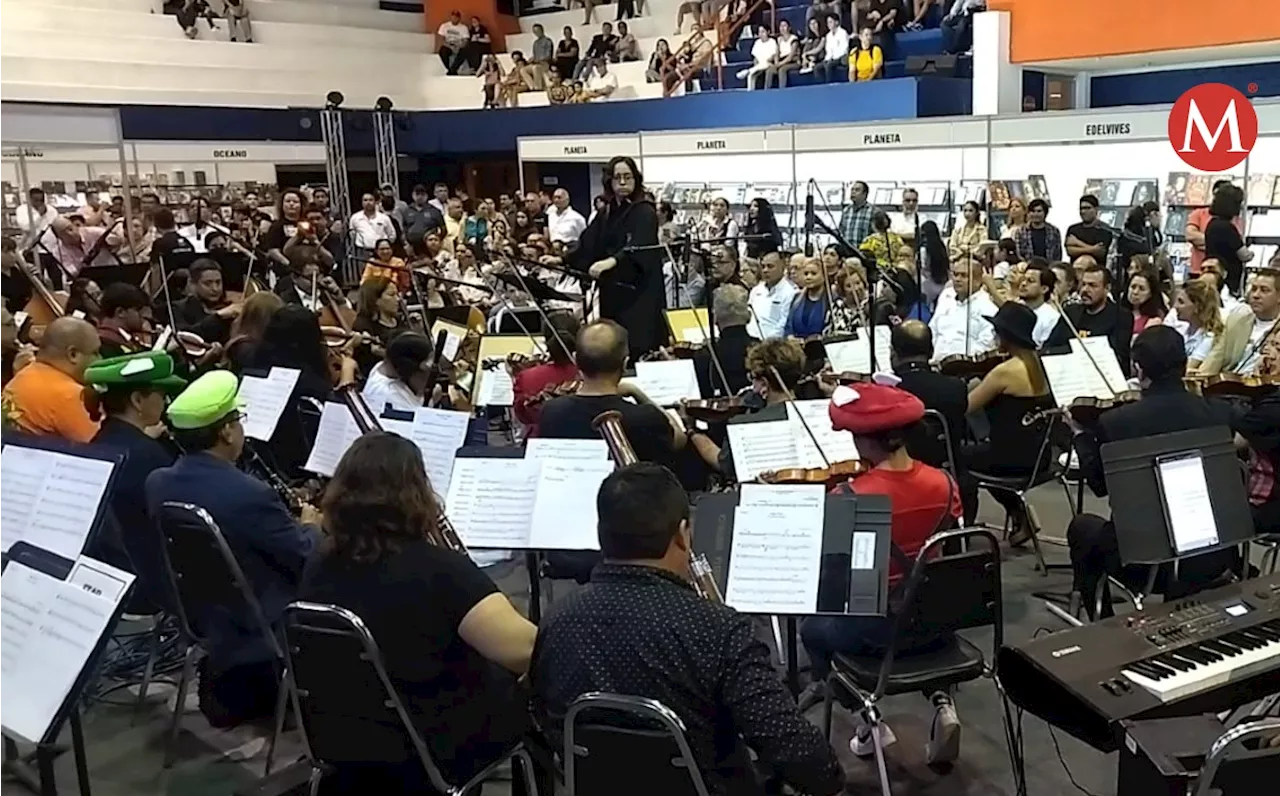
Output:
top-left (163, 0), bottom-right (253, 42)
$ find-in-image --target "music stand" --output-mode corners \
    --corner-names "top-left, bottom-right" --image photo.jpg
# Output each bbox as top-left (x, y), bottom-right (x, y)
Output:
top-left (1102, 426), bottom-right (1255, 567)
top-left (490, 269), bottom-right (579, 304)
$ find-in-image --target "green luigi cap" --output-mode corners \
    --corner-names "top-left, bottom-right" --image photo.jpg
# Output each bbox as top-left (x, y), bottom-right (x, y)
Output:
top-left (84, 351), bottom-right (187, 396)
top-left (166, 370), bottom-right (243, 431)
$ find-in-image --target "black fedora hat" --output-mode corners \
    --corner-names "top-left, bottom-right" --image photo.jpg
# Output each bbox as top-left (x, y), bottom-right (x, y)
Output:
top-left (984, 302), bottom-right (1038, 350)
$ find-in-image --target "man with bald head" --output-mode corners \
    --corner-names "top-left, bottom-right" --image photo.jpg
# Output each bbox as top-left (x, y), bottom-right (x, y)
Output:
top-left (3, 316), bottom-right (101, 441)
top-left (536, 319), bottom-right (688, 582)
top-left (546, 187), bottom-right (586, 245)
top-left (890, 320), bottom-right (975, 522)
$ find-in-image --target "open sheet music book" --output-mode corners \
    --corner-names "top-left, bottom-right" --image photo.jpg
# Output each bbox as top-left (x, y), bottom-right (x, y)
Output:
top-left (1, 444), bottom-right (116, 561)
top-left (1042, 337), bottom-right (1130, 407)
top-left (237, 367), bottom-right (301, 442)
top-left (726, 403), bottom-right (857, 480)
top-left (445, 441), bottom-right (613, 550)
top-left (724, 485), bottom-right (827, 614)
top-left (623, 360), bottom-right (701, 407)
top-left (1, 556), bottom-right (134, 744)
top-left (825, 326), bottom-right (894, 374)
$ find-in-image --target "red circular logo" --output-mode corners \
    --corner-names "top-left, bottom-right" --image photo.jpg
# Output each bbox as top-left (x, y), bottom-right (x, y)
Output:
top-left (1168, 83), bottom-right (1258, 171)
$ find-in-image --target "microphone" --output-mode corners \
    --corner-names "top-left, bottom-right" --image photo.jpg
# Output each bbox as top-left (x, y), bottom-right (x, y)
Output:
top-left (803, 185), bottom-right (815, 257)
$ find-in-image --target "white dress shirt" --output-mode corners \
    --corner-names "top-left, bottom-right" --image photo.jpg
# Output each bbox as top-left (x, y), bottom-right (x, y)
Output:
top-left (1029, 300), bottom-right (1060, 347)
top-left (824, 28), bottom-right (850, 61)
top-left (15, 203), bottom-right (60, 250)
top-left (362, 362), bottom-right (421, 413)
top-left (177, 221), bottom-right (230, 253)
top-left (547, 205), bottom-right (587, 244)
top-left (929, 287), bottom-right (999, 361)
top-left (891, 211), bottom-right (919, 240)
top-left (748, 278), bottom-right (799, 340)
top-left (348, 210), bottom-right (397, 249)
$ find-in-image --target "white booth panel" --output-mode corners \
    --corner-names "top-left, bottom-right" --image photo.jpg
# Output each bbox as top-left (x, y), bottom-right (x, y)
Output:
top-left (0, 104), bottom-right (122, 147)
top-left (643, 153), bottom-right (794, 184)
top-left (639, 127), bottom-right (794, 158)
top-left (518, 134), bottom-right (641, 162)
top-left (795, 147), bottom-right (981, 185)
top-left (793, 119), bottom-right (987, 152)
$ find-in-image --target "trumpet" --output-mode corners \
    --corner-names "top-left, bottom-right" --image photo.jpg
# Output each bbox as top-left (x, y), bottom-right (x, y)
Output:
top-left (592, 410), bottom-right (724, 603)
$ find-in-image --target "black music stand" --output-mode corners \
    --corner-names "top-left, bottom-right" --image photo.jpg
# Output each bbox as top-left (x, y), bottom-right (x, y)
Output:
top-left (690, 491), bottom-right (894, 693)
top-left (1, 544), bottom-right (133, 796)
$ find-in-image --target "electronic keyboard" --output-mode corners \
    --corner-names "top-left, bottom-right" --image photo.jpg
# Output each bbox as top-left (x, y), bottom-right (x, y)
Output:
top-left (997, 574), bottom-right (1280, 751)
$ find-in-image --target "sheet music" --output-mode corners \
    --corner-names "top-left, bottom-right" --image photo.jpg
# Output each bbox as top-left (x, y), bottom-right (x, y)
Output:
top-left (726, 420), bottom-right (802, 482)
top-left (851, 531), bottom-right (877, 570)
top-left (787, 400), bottom-right (859, 468)
top-left (397, 407), bottom-right (469, 501)
top-left (444, 458), bottom-right (539, 548)
top-left (626, 360), bottom-right (701, 406)
top-left (1042, 338), bottom-right (1129, 407)
top-left (237, 367), bottom-right (301, 442)
top-left (2, 561), bottom-right (127, 744)
top-left (476, 366), bottom-right (515, 407)
top-left (825, 326), bottom-right (894, 374)
top-left (302, 402), bottom-right (362, 477)
top-left (525, 438), bottom-right (608, 461)
top-left (528, 459), bottom-right (614, 550)
top-left (1, 446), bottom-right (114, 561)
top-left (725, 485), bottom-right (826, 613)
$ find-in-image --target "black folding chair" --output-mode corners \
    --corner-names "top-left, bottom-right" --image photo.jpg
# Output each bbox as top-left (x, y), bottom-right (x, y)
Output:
top-left (283, 601), bottom-right (538, 796)
top-left (1193, 717), bottom-right (1280, 796)
top-left (822, 527), bottom-right (1019, 796)
top-left (563, 692), bottom-right (710, 796)
top-left (153, 502), bottom-right (292, 773)
top-left (909, 409), bottom-right (959, 476)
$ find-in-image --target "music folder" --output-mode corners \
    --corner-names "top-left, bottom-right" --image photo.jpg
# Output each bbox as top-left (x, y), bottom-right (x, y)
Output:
top-left (691, 488), bottom-right (893, 616)
top-left (2, 542), bottom-right (135, 745)
top-left (1101, 426), bottom-right (1254, 566)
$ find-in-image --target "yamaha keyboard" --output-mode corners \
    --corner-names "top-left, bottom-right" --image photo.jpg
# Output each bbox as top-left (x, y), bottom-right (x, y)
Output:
top-left (998, 574), bottom-right (1280, 751)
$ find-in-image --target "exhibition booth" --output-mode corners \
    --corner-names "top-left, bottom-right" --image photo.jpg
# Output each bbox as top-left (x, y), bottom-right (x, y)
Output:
top-left (515, 100), bottom-right (1280, 257)
top-left (517, 134), bottom-right (640, 218)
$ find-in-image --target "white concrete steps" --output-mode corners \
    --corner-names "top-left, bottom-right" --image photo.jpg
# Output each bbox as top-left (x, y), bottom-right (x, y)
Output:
top-left (27, 0), bottom-right (425, 32)
top-left (0, 81), bottom-right (425, 110)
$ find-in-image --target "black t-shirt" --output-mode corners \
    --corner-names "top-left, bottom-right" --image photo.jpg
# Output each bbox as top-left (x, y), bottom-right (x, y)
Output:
top-left (149, 230), bottom-right (194, 266)
top-left (1029, 226), bottom-right (1048, 257)
top-left (1065, 222), bottom-right (1113, 255)
top-left (1205, 216), bottom-right (1246, 293)
top-left (299, 541), bottom-right (527, 777)
top-left (537, 393), bottom-right (676, 467)
top-left (262, 218), bottom-right (299, 254)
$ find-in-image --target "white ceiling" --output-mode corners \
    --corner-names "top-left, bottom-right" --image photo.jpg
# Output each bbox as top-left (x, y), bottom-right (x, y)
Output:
top-left (1024, 40), bottom-right (1280, 75)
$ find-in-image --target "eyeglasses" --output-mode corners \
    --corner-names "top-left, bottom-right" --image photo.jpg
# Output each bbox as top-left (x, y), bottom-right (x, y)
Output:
top-left (613, 172), bottom-right (635, 183)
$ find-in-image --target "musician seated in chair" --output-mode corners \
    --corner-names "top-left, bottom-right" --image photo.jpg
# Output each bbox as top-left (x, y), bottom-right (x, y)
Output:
top-left (511, 312), bottom-right (580, 437)
top-left (536, 319), bottom-right (686, 582)
top-left (964, 302), bottom-right (1055, 545)
top-left (274, 256), bottom-right (347, 313)
top-left (174, 258), bottom-right (242, 346)
top-left (96, 283), bottom-right (154, 358)
top-left (1231, 332), bottom-right (1280, 535)
top-left (532, 463), bottom-right (845, 796)
top-left (146, 371), bottom-right (321, 728)
top-left (689, 284), bottom-right (754, 398)
top-left (1065, 326), bottom-right (1236, 619)
top-left (797, 383), bottom-right (963, 765)
top-left (300, 433), bottom-right (540, 795)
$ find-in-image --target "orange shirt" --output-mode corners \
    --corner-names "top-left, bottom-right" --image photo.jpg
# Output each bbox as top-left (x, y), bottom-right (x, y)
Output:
top-left (361, 258), bottom-right (411, 292)
top-left (1, 361), bottom-right (99, 443)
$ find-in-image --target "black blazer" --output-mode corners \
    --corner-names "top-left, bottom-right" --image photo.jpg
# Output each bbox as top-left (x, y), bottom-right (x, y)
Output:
top-left (1076, 381), bottom-right (1232, 497)
top-left (896, 360), bottom-right (969, 470)
top-left (692, 324), bottom-right (754, 398)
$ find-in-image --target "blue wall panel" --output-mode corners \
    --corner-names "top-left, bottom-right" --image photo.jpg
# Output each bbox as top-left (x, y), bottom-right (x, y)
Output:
top-left (115, 76), bottom-right (968, 155)
top-left (1090, 62), bottom-right (1280, 108)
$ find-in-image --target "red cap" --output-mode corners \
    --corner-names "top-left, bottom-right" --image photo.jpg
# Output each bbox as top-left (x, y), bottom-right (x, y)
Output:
top-left (828, 383), bottom-right (925, 435)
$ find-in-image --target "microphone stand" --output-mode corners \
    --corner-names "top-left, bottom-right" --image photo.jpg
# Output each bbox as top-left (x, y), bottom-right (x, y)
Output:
top-left (809, 214), bottom-right (889, 372)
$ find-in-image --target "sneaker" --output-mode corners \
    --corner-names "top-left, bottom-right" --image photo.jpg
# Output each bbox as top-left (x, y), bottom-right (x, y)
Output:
top-left (850, 720), bottom-right (897, 758)
top-left (796, 681), bottom-right (827, 712)
top-left (799, 65), bottom-right (813, 74)
top-left (926, 692), bottom-right (961, 765)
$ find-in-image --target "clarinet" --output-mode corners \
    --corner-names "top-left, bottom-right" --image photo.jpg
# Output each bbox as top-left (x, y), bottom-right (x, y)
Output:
top-left (244, 442), bottom-right (303, 515)
top-left (592, 410), bottom-right (725, 603)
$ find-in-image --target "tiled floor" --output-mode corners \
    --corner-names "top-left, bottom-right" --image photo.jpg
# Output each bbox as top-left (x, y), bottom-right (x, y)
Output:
top-left (3, 483), bottom-right (1137, 795)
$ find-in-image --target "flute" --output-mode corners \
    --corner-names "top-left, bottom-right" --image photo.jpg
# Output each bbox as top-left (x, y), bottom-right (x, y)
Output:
top-left (592, 410), bottom-right (724, 603)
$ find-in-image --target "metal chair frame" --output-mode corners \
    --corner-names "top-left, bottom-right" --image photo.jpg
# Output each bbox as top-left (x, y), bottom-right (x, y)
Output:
top-left (154, 502), bottom-right (292, 774)
top-left (1192, 717), bottom-right (1280, 796)
top-left (970, 413), bottom-right (1062, 574)
top-left (921, 408), bottom-right (960, 478)
top-left (563, 692), bottom-right (711, 796)
top-left (283, 601), bottom-right (538, 796)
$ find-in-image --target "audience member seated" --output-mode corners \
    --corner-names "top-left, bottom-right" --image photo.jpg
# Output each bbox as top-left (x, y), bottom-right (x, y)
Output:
top-left (742, 26), bottom-right (778, 90)
top-left (555, 26), bottom-right (582, 82)
top-left (761, 19), bottom-right (801, 87)
top-left (578, 22), bottom-right (619, 79)
top-left (798, 383), bottom-right (962, 763)
top-left (1046, 262), bottom-right (1135, 376)
top-left (815, 14), bottom-right (849, 82)
top-left (466, 15), bottom-right (494, 73)
top-left (147, 371), bottom-right (320, 728)
top-left (798, 16), bottom-right (827, 74)
top-left (905, 0), bottom-right (939, 30)
top-left (2, 316), bottom-right (100, 442)
top-left (546, 66), bottom-right (574, 103)
top-left (865, 0), bottom-right (899, 59)
top-left (614, 20), bottom-right (641, 62)
top-left (1235, 333), bottom-right (1280, 534)
top-left (848, 27), bottom-right (884, 81)
top-left (1065, 326), bottom-right (1237, 618)
top-left (584, 59), bottom-right (619, 101)
top-left (299, 433), bottom-right (538, 793)
top-left (646, 38), bottom-right (674, 83)
top-left (174, 0), bottom-right (219, 40)
top-left (532, 462), bottom-right (845, 796)
top-left (437, 10), bottom-right (471, 76)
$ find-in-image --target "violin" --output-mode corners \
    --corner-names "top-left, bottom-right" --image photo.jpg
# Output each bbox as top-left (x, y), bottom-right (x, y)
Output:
top-left (758, 460), bottom-right (869, 488)
top-left (1186, 373), bottom-right (1280, 399)
top-left (938, 350), bottom-right (1008, 380)
top-left (681, 395), bottom-right (749, 424)
top-left (521, 378), bottom-right (582, 411)
top-left (1023, 391), bottom-right (1143, 428)
top-left (506, 351), bottom-right (551, 374)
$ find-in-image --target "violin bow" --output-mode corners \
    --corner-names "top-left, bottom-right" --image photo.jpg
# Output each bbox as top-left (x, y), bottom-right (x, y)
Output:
top-left (1051, 296), bottom-right (1123, 398)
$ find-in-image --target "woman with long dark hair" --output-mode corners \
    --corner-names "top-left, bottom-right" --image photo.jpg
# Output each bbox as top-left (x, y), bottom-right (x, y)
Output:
top-left (512, 312), bottom-right (580, 435)
top-left (544, 155), bottom-right (665, 359)
top-left (262, 188), bottom-right (306, 275)
top-left (300, 432), bottom-right (537, 795)
top-left (1204, 184), bottom-right (1251, 295)
top-left (226, 290), bottom-right (283, 373)
top-left (743, 197), bottom-right (783, 258)
top-left (918, 220), bottom-right (949, 310)
top-left (1125, 265), bottom-right (1169, 338)
top-left (1116, 201), bottom-right (1163, 284)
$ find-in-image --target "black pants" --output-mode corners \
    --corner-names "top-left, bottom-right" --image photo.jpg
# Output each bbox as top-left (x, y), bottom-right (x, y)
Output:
top-left (198, 657), bottom-right (279, 729)
top-left (1067, 513), bottom-right (1242, 619)
top-left (616, 0), bottom-right (635, 19)
top-left (1254, 497), bottom-right (1280, 535)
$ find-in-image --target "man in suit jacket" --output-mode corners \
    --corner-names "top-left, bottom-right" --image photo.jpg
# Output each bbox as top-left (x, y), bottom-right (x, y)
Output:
top-left (146, 371), bottom-right (320, 727)
top-left (1200, 269), bottom-right (1280, 376)
top-left (1066, 326), bottom-right (1235, 618)
top-left (691, 283), bottom-right (754, 398)
top-left (890, 320), bottom-right (976, 522)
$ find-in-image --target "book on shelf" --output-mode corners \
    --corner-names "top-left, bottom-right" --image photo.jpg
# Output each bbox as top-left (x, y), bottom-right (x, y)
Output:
top-left (1185, 174), bottom-right (1213, 206)
top-left (1165, 173), bottom-right (1189, 205)
top-left (1163, 208), bottom-right (1189, 238)
top-left (1247, 174), bottom-right (1276, 207)
top-left (1131, 180), bottom-right (1159, 206)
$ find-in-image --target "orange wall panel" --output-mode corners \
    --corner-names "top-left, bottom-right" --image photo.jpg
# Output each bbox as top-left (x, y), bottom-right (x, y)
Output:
top-left (423, 1), bottom-right (519, 52)
top-left (988, 0), bottom-right (1280, 63)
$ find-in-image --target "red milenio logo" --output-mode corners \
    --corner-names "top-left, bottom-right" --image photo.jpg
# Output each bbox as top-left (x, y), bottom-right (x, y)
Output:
top-left (1167, 83), bottom-right (1258, 171)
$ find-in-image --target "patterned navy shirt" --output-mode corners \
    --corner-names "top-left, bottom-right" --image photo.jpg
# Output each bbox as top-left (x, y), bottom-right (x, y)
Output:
top-left (531, 564), bottom-right (844, 796)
